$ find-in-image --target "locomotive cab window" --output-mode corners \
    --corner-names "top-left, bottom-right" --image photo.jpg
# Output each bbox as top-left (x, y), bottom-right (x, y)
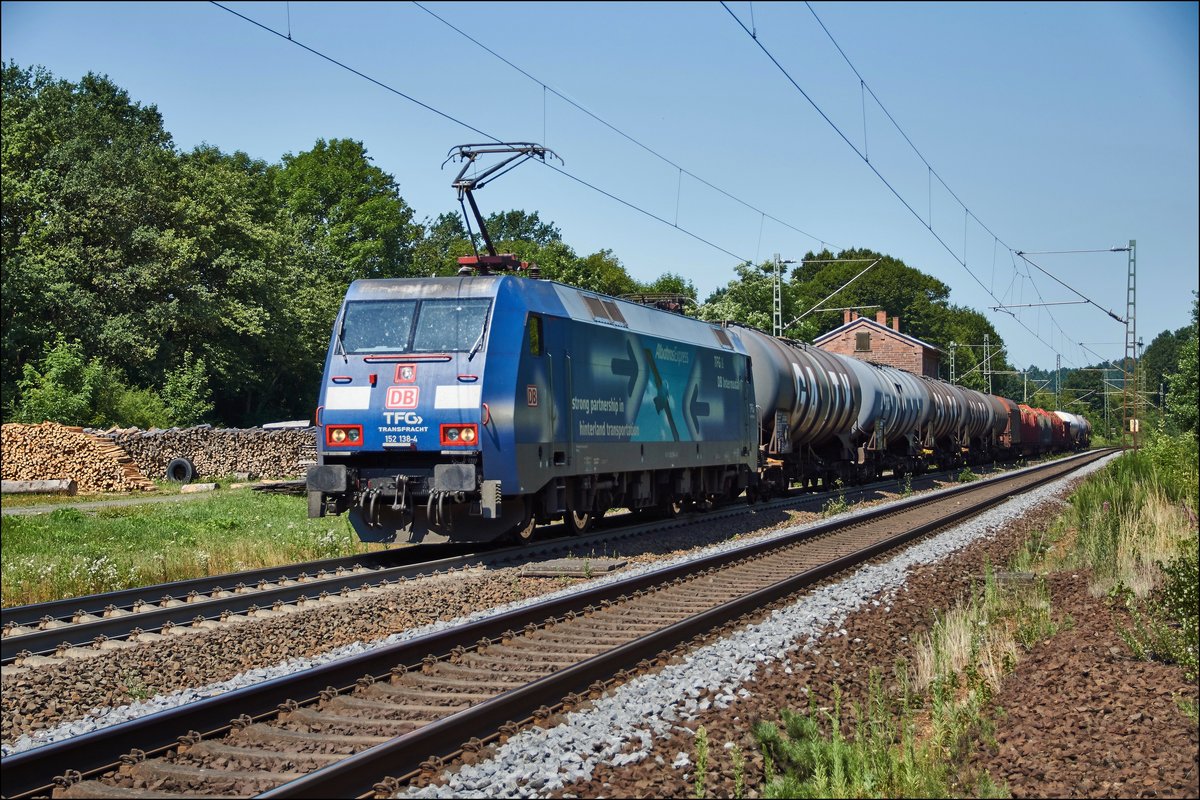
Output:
top-left (339, 298), bottom-right (491, 353)
top-left (341, 300), bottom-right (417, 353)
top-left (413, 298), bottom-right (491, 352)
top-left (526, 314), bottom-right (543, 356)
top-left (855, 331), bottom-right (871, 352)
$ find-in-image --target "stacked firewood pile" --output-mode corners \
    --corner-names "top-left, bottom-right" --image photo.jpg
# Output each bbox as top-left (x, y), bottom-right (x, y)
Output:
top-left (102, 426), bottom-right (317, 480)
top-left (0, 422), bottom-right (157, 493)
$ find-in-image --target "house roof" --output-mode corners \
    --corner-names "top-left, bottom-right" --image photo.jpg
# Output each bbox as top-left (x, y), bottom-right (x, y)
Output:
top-left (813, 316), bottom-right (941, 353)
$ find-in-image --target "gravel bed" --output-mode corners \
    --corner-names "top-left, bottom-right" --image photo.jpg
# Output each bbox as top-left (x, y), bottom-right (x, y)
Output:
top-left (0, 457), bottom-right (1091, 758)
top-left (401, 454), bottom-right (1118, 798)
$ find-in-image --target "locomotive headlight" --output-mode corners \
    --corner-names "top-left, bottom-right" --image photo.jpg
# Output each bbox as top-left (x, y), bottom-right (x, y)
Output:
top-left (325, 424), bottom-right (363, 446)
top-left (439, 424), bottom-right (478, 447)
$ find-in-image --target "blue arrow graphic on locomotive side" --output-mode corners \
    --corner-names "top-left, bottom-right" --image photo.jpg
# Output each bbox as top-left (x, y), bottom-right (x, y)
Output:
top-left (686, 383), bottom-right (711, 438)
top-left (610, 340), bottom-right (640, 396)
top-left (643, 348), bottom-right (681, 441)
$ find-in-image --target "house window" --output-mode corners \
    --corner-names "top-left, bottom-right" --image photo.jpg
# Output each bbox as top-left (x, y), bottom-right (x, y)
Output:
top-left (855, 331), bottom-right (871, 352)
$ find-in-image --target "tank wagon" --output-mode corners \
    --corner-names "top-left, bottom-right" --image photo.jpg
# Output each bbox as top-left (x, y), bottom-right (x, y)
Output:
top-left (306, 274), bottom-right (1091, 545)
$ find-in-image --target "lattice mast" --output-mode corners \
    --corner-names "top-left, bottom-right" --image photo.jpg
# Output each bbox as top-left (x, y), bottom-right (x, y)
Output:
top-left (1121, 240), bottom-right (1137, 447)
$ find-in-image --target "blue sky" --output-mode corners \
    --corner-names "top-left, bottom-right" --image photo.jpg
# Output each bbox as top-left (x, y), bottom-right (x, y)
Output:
top-left (3, 1), bottom-right (1197, 371)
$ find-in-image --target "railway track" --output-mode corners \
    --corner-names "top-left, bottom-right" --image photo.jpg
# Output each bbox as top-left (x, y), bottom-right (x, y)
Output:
top-left (1, 449), bottom-right (1110, 799)
top-left (2, 461), bottom-right (1010, 666)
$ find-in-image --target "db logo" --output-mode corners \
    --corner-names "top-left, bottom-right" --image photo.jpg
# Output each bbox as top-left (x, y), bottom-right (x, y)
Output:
top-left (526, 385), bottom-right (538, 407)
top-left (386, 386), bottom-right (420, 409)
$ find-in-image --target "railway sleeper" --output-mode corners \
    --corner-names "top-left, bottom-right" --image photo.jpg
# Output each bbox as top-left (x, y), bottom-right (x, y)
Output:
top-left (619, 599), bottom-right (716, 615)
top-left (528, 624), bottom-right (648, 642)
top-left (423, 660), bottom-right (551, 682)
top-left (278, 707), bottom-right (426, 734)
top-left (58, 781), bottom-right (242, 799)
top-left (234, 722), bottom-right (389, 751)
top-left (552, 614), bottom-right (667, 633)
top-left (474, 641), bottom-right (610, 661)
top-left (364, 682), bottom-right (492, 703)
top-left (393, 670), bottom-right (527, 691)
top-left (458, 649), bottom-right (578, 669)
top-left (323, 694), bottom-right (472, 718)
top-left (498, 636), bottom-right (616, 654)
top-left (126, 759), bottom-right (303, 793)
top-left (178, 739), bottom-right (343, 769)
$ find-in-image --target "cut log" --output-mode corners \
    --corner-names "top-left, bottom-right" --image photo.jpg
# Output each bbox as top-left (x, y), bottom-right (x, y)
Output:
top-left (1, 479), bottom-right (78, 495)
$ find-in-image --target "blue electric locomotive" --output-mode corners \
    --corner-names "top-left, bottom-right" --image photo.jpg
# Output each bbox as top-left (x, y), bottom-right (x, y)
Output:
top-left (306, 274), bottom-right (758, 544)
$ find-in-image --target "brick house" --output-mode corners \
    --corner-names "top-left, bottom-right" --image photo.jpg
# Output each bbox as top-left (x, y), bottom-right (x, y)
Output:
top-left (813, 309), bottom-right (941, 379)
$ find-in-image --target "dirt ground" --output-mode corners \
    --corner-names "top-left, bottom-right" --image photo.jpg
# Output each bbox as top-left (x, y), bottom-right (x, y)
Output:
top-left (551, 500), bottom-right (1200, 799)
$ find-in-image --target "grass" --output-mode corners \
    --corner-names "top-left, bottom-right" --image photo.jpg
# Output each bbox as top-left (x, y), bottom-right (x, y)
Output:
top-left (1, 489), bottom-right (379, 607)
top-left (754, 562), bottom-right (1071, 799)
top-left (752, 430), bottom-right (1200, 798)
top-left (822, 479), bottom-right (850, 517)
top-left (754, 672), bottom-right (1007, 800)
top-left (0, 474), bottom-right (264, 508)
top-left (1048, 429), bottom-right (1198, 680)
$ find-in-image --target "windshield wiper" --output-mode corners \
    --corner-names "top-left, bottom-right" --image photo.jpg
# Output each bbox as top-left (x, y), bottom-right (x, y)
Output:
top-left (334, 321), bottom-right (349, 363)
top-left (467, 314), bottom-right (489, 361)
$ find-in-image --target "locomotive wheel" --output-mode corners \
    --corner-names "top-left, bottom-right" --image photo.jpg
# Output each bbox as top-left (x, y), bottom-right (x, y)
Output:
top-left (508, 506), bottom-right (537, 543)
top-left (566, 508), bottom-right (593, 535)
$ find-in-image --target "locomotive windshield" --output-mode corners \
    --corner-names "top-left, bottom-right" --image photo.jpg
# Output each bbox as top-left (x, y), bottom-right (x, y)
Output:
top-left (340, 298), bottom-right (491, 354)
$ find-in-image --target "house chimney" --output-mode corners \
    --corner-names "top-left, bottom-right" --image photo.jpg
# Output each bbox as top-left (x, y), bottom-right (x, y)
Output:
top-left (875, 309), bottom-right (887, 325)
top-left (891, 315), bottom-right (900, 332)
top-left (851, 311), bottom-right (859, 321)
top-left (843, 309), bottom-right (852, 325)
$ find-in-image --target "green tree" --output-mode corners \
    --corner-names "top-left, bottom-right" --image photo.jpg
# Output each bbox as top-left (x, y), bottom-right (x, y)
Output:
top-left (2, 62), bottom-right (179, 403)
top-left (14, 336), bottom-right (179, 429)
top-left (697, 261), bottom-right (776, 331)
top-left (542, 248), bottom-right (640, 297)
top-left (411, 212), bottom-right (474, 276)
top-left (1142, 324), bottom-right (1191, 409)
top-left (484, 209), bottom-right (561, 247)
top-left (641, 272), bottom-right (697, 300)
top-left (13, 337), bottom-right (108, 425)
top-left (161, 350), bottom-right (214, 426)
top-left (1166, 294), bottom-right (1198, 436)
top-left (275, 138), bottom-right (420, 281)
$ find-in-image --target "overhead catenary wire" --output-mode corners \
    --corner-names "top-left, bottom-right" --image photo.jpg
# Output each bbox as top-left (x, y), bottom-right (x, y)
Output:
top-left (783, 258), bottom-right (881, 330)
top-left (209, 1), bottom-right (752, 267)
top-left (410, 1), bottom-right (838, 252)
top-left (805, 2), bottom-right (1120, 374)
top-left (217, 1), bottom-right (1102, 374)
top-left (1015, 251), bottom-right (1127, 323)
top-left (721, 1), bottom-right (1099, 370)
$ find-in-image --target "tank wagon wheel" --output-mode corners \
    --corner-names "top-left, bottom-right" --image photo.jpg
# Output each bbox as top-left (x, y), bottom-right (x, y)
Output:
top-left (658, 498), bottom-right (686, 519)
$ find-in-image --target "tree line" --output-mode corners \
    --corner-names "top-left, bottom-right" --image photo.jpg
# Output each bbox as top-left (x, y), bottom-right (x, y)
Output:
top-left (4, 62), bottom-right (1195, 439)
top-left (1, 63), bottom-right (688, 427)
